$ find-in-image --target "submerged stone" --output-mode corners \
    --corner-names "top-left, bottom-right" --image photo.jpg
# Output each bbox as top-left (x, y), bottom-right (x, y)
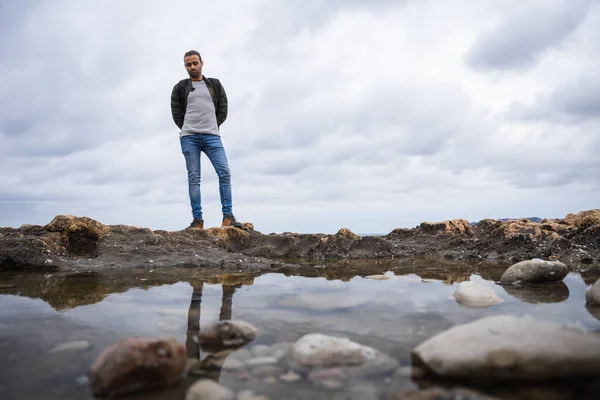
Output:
top-left (185, 379), bottom-right (234, 400)
top-left (453, 281), bottom-right (503, 307)
top-left (412, 315), bottom-right (600, 380)
top-left (88, 337), bottom-right (186, 397)
top-left (499, 259), bottom-right (568, 284)
top-left (199, 320), bottom-right (257, 347)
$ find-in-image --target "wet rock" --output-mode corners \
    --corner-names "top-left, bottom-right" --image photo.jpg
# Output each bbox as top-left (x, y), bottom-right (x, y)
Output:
top-left (417, 219), bottom-right (474, 236)
top-left (279, 370), bottom-right (301, 382)
top-left (502, 282), bottom-right (570, 304)
top-left (48, 340), bottom-right (90, 353)
top-left (292, 333), bottom-right (398, 377)
top-left (280, 292), bottom-right (364, 310)
top-left (585, 278), bottom-right (600, 306)
top-left (453, 281), bottom-right (503, 307)
top-left (199, 320), bottom-right (257, 347)
top-left (89, 337), bottom-right (186, 397)
top-left (185, 379), bottom-right (234, 400)
top-left (412, 315), bottom-right (600, 380)
top-left (293, 333), bottom-right (370, 368)
top-left (499, 258), bottom-right (568, 284)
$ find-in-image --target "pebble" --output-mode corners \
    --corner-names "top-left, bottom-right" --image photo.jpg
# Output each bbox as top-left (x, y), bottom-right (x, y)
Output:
top-left (585, 278), bottom-right (600, 306)
top-left (279, 370), bottom-right (301, 382)
top-left (48, 340), bottom-right (90, 353)
top-left (500, 258), bottom-right (568, 284)
top-left (185, 379), bottom-right (234, 400)
top-left (453, 281), bottom-right (503, 308)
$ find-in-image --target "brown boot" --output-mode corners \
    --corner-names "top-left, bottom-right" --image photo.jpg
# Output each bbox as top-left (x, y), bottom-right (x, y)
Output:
top-left (186, 218), bottom-right (204, 229)
top-left (222, 215), bottom-right (243, 229)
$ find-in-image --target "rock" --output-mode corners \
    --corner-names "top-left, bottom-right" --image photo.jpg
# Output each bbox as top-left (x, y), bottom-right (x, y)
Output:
top-left (48, 340), bottom-right (90, 353)
top-left (185, 379), bottom-right (234, 400)
top-left (280, 293), bottom-right (364, 310)
top-left (453, 281), bottom-right (503, 307)
top-left (417, 219), bottom-right (474, 236)
top-left (250, 364), bottom-right (285, 379)
top-left (279, 370), bottom-right (301, 382)
top-left (88, 337), bottom-right (186, 397)
top-left (44, 215), bottom-right (111, 257)
top-left (412, 315), bottom-right (600, 380)
top-left (293, 334), bottom-right (370, 368)
top-left (366, 275), bottom-right (390, 280)
top-left (292, 333), bottom-right (397, 376)
top-left (586, 278), bottom-right (600, 306)
top-left (499, 258), bottom-right (568, 284)
top-left (199, 320), bottom-right (257, 347)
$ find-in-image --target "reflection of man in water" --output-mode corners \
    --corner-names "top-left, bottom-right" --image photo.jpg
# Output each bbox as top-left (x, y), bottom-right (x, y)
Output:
top-left (186, 282), bottom-right (240, 380)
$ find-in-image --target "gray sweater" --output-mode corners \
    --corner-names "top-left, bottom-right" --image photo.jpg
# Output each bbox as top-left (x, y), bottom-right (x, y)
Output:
top-left (179, 80), bottom-right (220, 138)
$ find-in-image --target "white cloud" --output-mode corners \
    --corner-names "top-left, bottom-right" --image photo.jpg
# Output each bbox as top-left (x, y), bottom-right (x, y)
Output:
top-left (1, 0), bottom-right (599, 234)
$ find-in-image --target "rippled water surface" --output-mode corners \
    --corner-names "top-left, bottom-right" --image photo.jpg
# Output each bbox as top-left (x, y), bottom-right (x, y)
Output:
top-left (1, 260), bottom-right (599, 399)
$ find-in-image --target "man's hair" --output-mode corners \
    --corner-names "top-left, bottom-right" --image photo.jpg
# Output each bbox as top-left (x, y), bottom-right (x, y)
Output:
top-left (184, 50), bottom-right (202, 61)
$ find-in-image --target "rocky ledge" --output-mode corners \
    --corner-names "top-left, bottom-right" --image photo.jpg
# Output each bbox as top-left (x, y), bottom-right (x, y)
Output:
top-left (0, 210), bottom-right (598, 272)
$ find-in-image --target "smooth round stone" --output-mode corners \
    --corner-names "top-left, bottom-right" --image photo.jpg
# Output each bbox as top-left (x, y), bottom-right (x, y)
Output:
top-left (453, 281), bottom-right (503, 308)
top-left (585, 278), bottom-right (600, 306)
top-left (412, 315), bottom-right (600, 380)
top-left (279, 370), bottom-right (301, 382)
top-left (186, 379), bottom-right (234, 400)
top-left (500, 259), bottom-right (568, 284)
top-left (199, 320), bottom-right (257, 347)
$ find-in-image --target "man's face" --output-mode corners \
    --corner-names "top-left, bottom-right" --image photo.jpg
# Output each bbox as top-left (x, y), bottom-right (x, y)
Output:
top-left (184, 55), bottom-right (202, 80)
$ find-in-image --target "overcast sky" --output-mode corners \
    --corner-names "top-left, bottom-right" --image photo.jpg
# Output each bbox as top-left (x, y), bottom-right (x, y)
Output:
top-left (1, 0), bottom-right (598, 234)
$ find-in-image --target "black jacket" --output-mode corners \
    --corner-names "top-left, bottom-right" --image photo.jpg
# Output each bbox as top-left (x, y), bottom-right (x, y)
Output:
top-left (170, 76), bottom-right (228, 129)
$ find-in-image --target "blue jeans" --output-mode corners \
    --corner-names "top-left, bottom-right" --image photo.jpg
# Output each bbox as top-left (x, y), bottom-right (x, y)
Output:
top-left (180, 134), bottom-right (233, 220)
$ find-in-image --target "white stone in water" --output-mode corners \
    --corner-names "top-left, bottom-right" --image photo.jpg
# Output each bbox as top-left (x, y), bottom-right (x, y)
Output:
top-left (453, 281), bottom-right (503, 307)
top-left (48, 340), bottom-right (90, 353)
top-left (500, 258), bottom-right (568, 284)
top-left (586, 278), bottom-right (600, 306)
top-left (412, 315), bottom-right (600, 380)
top-left (292, 333), bottom-right (375, 368)
top-left (185, 379), bottom-right (234, 400)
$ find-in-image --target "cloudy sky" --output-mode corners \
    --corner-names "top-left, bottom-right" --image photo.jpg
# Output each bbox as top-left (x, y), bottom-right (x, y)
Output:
top-left (1, 0), bottom-right (598, 234)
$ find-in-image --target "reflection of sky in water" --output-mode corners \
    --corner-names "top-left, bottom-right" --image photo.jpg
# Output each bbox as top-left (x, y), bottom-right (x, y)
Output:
top-left (13, 271), bottom-right (592, 347)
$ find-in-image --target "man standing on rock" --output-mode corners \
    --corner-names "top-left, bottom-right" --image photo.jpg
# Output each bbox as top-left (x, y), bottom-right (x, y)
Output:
top-left (171, 50), bottom-right (243, 230)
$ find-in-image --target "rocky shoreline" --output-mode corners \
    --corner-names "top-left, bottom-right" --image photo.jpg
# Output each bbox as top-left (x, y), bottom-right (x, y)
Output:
top-left (1, 210), bottom-right (598, 273)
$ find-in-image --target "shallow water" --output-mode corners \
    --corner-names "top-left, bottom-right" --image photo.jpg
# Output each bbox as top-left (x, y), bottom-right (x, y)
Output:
top-left (0, 260), bottom-right (599, 399)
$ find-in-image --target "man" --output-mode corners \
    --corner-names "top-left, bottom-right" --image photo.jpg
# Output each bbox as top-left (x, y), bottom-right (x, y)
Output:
top-left (171, 50), bottom-right (243, 229)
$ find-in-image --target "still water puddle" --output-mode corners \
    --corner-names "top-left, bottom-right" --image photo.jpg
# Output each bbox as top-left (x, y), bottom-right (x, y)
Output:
top-left (0, 261), bottom-right (599, 399)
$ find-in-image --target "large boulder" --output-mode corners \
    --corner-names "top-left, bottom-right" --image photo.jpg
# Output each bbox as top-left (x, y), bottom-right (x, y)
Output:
top-left (499, 258), bottom-right (568, 284)
top-left (44, 215), bottom-right (110, 257)
top-left (88, 337), bottom-right (186, 397)
top-left (453, 281), bottom-right (503, 308)
top-left (412, 315), bottom-right (600, 380)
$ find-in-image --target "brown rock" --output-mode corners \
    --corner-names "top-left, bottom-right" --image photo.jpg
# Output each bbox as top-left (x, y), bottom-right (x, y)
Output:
top-left (418, 219), bottom-right (474, 236)
top-left (500, 259), bottom-right (568, 284)
top-left (88, 337), bottom-right (186, 397)
top-left (199, 320), bottom-right (257, 347)
top-left (564, 209), bottom-right (600, 230)
top-left (336, 228), bottom-right (360, 240)
top-left (43, 215), bottom-right (111, 257)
